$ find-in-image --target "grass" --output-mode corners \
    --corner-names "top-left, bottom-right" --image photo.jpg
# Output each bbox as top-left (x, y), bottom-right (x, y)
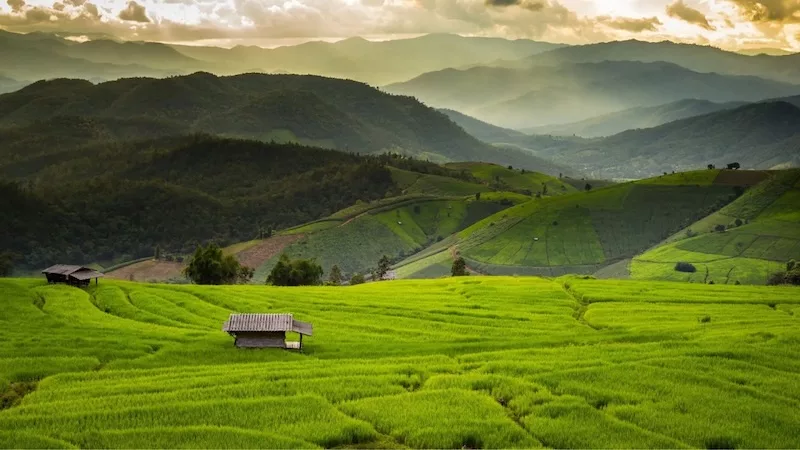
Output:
top-left (633, 170), bottom-right (800, 284)
top-left (1, 276), bottom-right (799, 448)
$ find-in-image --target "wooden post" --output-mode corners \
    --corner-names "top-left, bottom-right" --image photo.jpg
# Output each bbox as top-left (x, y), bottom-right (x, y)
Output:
top-left (299, 334), bottom-right (303, 351)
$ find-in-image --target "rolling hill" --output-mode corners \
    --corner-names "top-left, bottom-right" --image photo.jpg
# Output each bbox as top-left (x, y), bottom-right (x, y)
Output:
top-left (0, 72), bottom-right (559, 170)
top-left (632, 170), bottom-right (800, 285)
top-left (523, 99), bottom-right (745, 138)
top-left (394, 170), bottom-right (769, 279)
top-left (542, 101), bottom-right (800, 179)
top-left (1, 135), bottom-right (505, 271)
top-left (385, 61), bottom-right (800, 129)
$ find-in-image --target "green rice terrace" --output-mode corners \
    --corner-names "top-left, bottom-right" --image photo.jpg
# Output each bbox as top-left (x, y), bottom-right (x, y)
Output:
top-left (2, 276), bottom-right (799, 448)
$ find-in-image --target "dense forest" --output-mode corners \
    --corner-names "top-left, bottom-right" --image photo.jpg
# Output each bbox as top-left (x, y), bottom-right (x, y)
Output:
top-left (0, 135), bottom-right (478, 270)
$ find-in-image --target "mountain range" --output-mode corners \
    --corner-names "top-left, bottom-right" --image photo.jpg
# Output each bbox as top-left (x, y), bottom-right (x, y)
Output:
top-left (386, 60), bottom-right (800, 129)
top-left (0, 30), bottom-right (563, 86)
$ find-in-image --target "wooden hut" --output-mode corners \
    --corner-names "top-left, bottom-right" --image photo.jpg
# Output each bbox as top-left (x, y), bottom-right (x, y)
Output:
top-left (42, 265), bottom-right (104, 287)
top-left (222, 313), bottom-right (312, 349)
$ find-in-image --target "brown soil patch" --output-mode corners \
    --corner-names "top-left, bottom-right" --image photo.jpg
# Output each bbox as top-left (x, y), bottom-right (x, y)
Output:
top-left (235, 234), bottom-right (305, 269)
top-left (713, 170), bottom-right (770, 186)
top-left (108, 260), bottom-right (185, 282)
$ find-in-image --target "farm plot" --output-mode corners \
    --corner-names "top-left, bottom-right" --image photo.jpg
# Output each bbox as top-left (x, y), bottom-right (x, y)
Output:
top-left (1, 277), bottom-right (799, 448)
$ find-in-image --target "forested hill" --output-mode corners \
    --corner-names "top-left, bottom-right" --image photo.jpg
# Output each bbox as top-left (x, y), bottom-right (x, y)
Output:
top-left (0, 72), bottom-right (545, 170)
top-left (0, 135), bottom-right (487, 270)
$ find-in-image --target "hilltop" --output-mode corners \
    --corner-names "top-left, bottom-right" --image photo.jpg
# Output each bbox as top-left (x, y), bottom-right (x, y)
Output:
top-left (632, 170), bottom-right (800, 285)
top-left (0, 72), bottom-right (555, 170)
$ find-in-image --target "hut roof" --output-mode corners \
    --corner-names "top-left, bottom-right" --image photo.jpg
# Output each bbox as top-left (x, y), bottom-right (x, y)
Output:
top-left (223, 313), bottom-right (313, 336)
top-left (42, 265), bottom-right (104, 279)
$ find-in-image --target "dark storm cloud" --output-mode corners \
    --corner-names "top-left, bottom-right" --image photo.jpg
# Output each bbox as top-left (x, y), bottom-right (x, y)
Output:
top-left (666, 0), bottom-right (715, 29)
top-left (118, 0), bottom-right (150, 22)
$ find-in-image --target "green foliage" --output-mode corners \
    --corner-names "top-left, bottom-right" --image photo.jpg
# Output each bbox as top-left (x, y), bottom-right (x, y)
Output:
top-left (327, 265), bottom-right (343, 286)
top-left (349, 273), bottom-right (366, 285)
top-left (0, 252), bottom-right (14, 277)
top-left (183, 244), bottom-right (252, 285)
top-left (376, 255), bottom-right (391, 280)
top-left (451, 257), bottom-right (467, 277)
top-left (674, 262), bottom-right (697, 273)
top-left (267, 254), bottom-right (324, 286)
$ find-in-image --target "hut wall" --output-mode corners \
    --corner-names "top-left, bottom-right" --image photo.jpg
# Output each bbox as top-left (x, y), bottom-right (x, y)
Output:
top-left (234, 331), bottom-right (287, 348)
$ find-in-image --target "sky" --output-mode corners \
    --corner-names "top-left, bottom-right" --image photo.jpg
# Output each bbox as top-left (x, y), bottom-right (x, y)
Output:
top-left (0, 0), bottom-right (799, 51)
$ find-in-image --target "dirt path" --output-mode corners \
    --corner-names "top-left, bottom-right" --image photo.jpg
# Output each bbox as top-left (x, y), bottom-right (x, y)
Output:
top-left (235, 234), bottom-right (304, 269)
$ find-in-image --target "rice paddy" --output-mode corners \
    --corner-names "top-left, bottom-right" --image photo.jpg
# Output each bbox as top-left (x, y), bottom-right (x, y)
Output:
top-left (1, 276), bottom-right (799, 448)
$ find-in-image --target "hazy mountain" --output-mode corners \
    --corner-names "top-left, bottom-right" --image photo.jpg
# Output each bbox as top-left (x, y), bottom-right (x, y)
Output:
top-left (523, 99), bottom-right (746, 137)
top-left (541, 101), bottom-right (800, 178)
top-left (519, 40), bottom-right (800, 84)
top-left (438, 108), bottom-right (583, 176)
top-left (0, 75), bottom-right (27, 94)
top-left (0, 72), bottom-right (556, 171)
top-left (736, 48), bottom-right (797, 57)
top-left (0, 30), bottom-right (176, 81)
top-left (386, 61), bottom-right (800, 129)
top-left (171, 34), bottom-right (565, 85)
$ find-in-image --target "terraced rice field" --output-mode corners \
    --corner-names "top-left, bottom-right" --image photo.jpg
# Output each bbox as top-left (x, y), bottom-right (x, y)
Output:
top-left (2, 277), bottom-right (799, 448)
top-left (633, 170), bottom-right (800, 284)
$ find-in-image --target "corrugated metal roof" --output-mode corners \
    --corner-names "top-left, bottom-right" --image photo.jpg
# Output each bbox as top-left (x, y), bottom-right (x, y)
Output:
top-left (42, 264), bottom-right (84, 275)
top-left (70, 269), bottom-right (105, 280)
top-left (223, 313), bottom-right (313, 335)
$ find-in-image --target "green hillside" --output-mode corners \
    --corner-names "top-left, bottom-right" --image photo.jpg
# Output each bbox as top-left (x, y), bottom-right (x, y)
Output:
top-left (632, 170), bottom-right (800, 285)
top-left (0, 72), bottom-right (555, 170)
top-left (255, 190), bottom-right (525, 280)
top-left (2, 277), bottom-right (799, 448)
top-left (0, 135), bottom-right (490, 271)
top-left (445, 162), bottom-right (577, 196)
top-left (396, 170), bottom-right (759, 278)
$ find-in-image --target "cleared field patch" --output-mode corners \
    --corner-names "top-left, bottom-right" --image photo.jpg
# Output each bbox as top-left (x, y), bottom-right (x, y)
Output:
top-left (107, 260), bottom-right (185, 283)
top-left (446, 162), bottom-right (576, 196)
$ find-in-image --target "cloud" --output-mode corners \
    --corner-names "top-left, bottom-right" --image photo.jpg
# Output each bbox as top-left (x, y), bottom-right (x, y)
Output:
top-left (118, 0), bottom-right (149, 23)
top-left (599, 16), bottom-right (663, 32)
top-left (7, 0), bottom-right (25, 13)
top-left (485, 0), bottom-right (545, 12)
top-left (728, 0), bottom-right (800, 23)
top-left (666, 0), bottom-right (715, 29)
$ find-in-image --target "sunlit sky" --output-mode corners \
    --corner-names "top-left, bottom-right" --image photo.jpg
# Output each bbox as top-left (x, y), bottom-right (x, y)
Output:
top-left (1, 0), bottom-right (799, 51)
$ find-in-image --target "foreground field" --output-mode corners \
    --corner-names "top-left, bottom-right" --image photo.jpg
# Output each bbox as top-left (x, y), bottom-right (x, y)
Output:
top-left (1, 277), bottom-right (799, 448)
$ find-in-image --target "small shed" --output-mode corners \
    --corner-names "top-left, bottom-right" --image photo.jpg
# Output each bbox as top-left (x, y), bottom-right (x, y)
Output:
top-left (42, 265), bottom-right (104, 287)
top-left (222, 313), bottom-right (312, 350)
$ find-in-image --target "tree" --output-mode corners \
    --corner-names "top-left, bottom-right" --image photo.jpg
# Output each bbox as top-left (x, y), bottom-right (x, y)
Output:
top-left (726, 162), bottom-right (741, 170)
top-left (451, 257), bottom-right (468, 276)
top-left (327, 265), bottom-right (343, 286)
top-left (350, 273), bottom-right (366, 285)
top-left (707, 164), bottom-right (715, 170)
top-left (0, 252), bottom-right (15, 277)
top-left (542, 183), bottom-right (548, 196)
top-left (184, 244), bottom-right (252, 285)
top-left (267, 254), bottom-right (323, 286)
top-left (475, 192), bottom-right (481, 201)
top-left (584, 183), bottom-right (592, 191)
top-left (154, 245), bottom-right (162, 260)
top-left (376, 255), bottom-right (391, 280)
top-left (674, 262), bottom-right (697, 273)
top-left (507, 165), bottom-right (513, 170)
top-left (787, 259), bottom-right (796, 272)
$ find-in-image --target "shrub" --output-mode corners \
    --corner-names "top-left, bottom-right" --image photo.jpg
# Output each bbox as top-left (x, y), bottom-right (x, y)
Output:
top-left (714, 224), bottom-right (726, 232)
top-left (267, 254), bottom-right (323, 286)
top-left (674, 262), bottom-right (697, 273)
top-left (184, 244), bottom-right (253, 285)
top-left (349, 273), bottom-right (366, 285)
top-left (699, 315), bottom-right (711, 323)
top-left (451, 257), bottom-right (468, 277)
top-left (327, 265), bottom-right (343, 286)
